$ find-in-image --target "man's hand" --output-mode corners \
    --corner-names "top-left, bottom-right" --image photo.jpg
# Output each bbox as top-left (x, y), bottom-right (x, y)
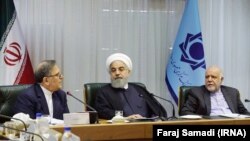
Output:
top-left (126, 114), bottom-right (143, 119)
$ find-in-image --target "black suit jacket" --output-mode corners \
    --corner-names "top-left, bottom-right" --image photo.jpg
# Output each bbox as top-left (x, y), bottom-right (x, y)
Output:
top-left (95, 83), bottom-right (167, 119)
top-left (180, 85), bottom-right (249, 116)
top-left (13, 83), bottom-right (69, 119)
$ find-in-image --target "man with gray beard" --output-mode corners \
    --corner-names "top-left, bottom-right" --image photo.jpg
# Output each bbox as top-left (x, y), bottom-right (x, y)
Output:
top-left (94, 53), bottom-right (167, 120)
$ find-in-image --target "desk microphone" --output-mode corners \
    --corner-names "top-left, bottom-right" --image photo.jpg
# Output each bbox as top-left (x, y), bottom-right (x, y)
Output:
top-left (66, 91), bottom-right (99, 123)
top-left (245, 99), bottom-right (250, 102)
top-left (0, 114), bottom-right (27, 131)
top-left (66, 91), bottom-right (97, 112)
top-left (0, 124), bottom-right (44, 141)
top-left (148, 93), bottom-right (177, 120)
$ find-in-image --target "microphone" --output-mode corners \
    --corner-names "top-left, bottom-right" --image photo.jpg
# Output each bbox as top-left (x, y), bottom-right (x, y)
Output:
top-left (148, 93), bottom-right (177, 120)
top-left (66, 91), bottom-right (99, 123)
top-left (245, 99), bottom-right (250, 102)
top-left (66, 91), bottom-right (97, 112)
top-left (0, 114), bottom-right (27, 131)
top-left (0, 124), bottom-right (44, 141)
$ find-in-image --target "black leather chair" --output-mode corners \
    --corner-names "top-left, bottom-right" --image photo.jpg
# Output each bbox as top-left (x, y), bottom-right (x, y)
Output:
top-left (84, 82), bottom-right (146, 110)
top-left (178, 86), bottom-right (193, 115)
top-left (0, 84), bottom-right (31, 123)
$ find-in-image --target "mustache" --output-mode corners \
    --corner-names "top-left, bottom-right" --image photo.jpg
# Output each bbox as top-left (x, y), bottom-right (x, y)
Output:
top-left (114, 77), bottom-right (123, 79)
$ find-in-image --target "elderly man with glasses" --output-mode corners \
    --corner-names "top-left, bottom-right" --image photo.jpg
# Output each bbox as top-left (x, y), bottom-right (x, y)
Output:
top-left (13, 60), bottom-right (69, 120)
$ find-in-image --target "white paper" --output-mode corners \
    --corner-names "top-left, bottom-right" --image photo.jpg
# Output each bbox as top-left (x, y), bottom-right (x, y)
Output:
top-left (106, 119), bottom-right (129, 123)
top-left (179, 115), bottom-right (202, 119)
top-left (50, 118), bottom-right (64, 125)
top-left (63, 113), bottom-right (89, 125)
top-left (219, 113), bottom-right (250, 119)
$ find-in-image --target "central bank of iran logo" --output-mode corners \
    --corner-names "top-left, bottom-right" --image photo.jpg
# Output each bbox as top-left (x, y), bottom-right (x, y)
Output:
top-left (4, 42), bottom-right (22, 66)
top-left (179, 32), bottom-right (206, 70)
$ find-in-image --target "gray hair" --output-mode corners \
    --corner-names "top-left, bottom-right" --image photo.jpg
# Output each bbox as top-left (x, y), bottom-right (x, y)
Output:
top-left (34, 60), bottom-right (56, 83)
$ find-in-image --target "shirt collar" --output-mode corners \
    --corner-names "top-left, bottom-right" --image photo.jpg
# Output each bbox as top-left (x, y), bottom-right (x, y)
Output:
top-left (124, 83), bottom-right (128, 89)
top-left (211, 88), bottom-right (222, 95)
top-left (40, 84), bottom-right (53, 96)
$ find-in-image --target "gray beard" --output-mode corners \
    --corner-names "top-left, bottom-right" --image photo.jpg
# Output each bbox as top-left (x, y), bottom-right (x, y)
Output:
top-left (111, 78), bottom-right (128, 88)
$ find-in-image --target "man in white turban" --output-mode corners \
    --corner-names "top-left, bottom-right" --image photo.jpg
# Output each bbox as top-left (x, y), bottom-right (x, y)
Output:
top-left (95, 53), bottom-right (167, 120)
top-left (106, 53), bottom-right (132, 89)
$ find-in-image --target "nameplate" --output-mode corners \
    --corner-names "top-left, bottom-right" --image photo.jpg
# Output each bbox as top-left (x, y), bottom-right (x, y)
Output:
top-left (63, 113), bottom-right (89, 125)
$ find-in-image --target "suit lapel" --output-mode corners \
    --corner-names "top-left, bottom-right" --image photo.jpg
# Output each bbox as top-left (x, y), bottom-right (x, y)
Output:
top-left (35, 84), bottom-right (50, 115)
top-left (52, 92), bottom-right (58, 118)
top-left (203, 88), bottom-right (211, 115)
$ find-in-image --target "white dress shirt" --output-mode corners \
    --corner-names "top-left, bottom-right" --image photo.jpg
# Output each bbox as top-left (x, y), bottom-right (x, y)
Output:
top-left (210, 89), bottom-right (232, 116)
top-left (40, 85), bottom-right (54, 118)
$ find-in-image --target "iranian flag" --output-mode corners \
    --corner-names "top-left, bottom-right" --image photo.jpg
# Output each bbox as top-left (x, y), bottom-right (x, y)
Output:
top-left (0, 0), bottom-right (35, 85)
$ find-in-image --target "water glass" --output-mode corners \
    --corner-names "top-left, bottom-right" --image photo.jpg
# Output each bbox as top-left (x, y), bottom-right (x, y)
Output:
top-left (115, 110), bottom-right (123, 117)
top-left (112, 110), bottom-right (125, 123)
top-left (37, 116), bottom-right (50, 136)
top-left (42, 114), bottom-right (51, 124)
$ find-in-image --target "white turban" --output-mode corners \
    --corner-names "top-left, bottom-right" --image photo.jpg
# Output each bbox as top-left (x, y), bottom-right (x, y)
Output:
top-left (106, 53), bottom-right (132, 71)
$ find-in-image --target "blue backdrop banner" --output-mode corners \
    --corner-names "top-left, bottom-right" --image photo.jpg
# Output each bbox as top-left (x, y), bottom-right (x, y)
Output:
top-left (165, 0), bottom-right (206, 104)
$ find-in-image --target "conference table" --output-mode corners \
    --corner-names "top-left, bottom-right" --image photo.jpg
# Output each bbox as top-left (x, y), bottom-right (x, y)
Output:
top-left (51, 117), bottom-right (250, 141)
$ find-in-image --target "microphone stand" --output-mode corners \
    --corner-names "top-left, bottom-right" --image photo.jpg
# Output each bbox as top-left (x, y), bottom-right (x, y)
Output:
top-left (149, 93), bottom-right (177, 120)
top-left (66, 91), bottom-right (99, 124)
top-left (245, 99), bottom-right (250, 102)
top-left (66, 92), bottom-right (97, 112)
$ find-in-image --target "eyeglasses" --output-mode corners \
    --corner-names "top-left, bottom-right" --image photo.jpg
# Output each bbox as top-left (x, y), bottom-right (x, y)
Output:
top-left (47, 72), bottom-right (63, 78)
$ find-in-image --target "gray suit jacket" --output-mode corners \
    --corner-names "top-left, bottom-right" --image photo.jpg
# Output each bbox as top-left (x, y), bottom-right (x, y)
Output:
top-left (180, 85), bottom-right (249, 116)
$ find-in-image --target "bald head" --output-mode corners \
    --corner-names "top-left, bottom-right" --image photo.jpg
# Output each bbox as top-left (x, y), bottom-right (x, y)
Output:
top-left (205, 66), bottom-right (224, 93)
top-left (206, 66), bottom-right (223, 78)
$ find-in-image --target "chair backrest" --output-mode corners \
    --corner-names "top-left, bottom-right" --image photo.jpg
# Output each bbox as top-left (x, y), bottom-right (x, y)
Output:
top-left (178, 86), bottom-right (194, 115)
top-left (0, 84), bottom-right (31, 123)
top-left (84, 82), bottom-right (146, 110)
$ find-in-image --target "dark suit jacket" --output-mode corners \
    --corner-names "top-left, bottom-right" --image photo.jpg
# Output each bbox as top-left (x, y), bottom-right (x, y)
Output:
top-left (180, 85), bottom-right (249, 116)
top-left (13, 83), bottom-right (69, 119)
top-left (95, 83), bottom-right (167, 120)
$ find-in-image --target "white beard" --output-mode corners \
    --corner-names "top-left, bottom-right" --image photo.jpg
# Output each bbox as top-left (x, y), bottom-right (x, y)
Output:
top-left (111, 78), bottom-right (128, 88)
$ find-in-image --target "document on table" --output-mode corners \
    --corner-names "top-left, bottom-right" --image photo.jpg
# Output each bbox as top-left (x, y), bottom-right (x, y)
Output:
top-left (218, 113), bottom-right (250, 119)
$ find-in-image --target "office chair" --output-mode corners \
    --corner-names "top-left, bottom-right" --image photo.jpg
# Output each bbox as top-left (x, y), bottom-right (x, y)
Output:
top-left (0, 84), bottom-right (31, 123)
top-left (178, 86), bottom-right (194, 116)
